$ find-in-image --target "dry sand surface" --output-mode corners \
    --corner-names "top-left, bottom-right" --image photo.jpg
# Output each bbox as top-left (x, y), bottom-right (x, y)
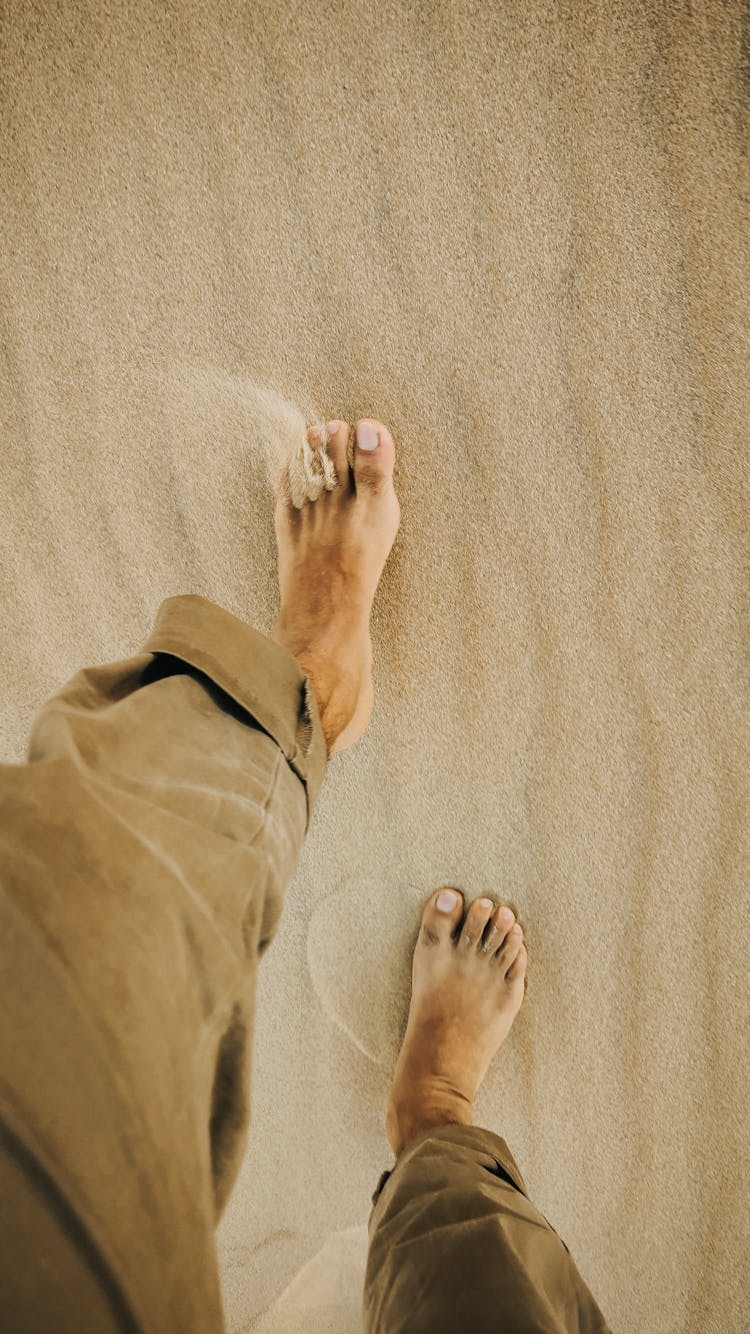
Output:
top-left (2, 2), bottom-right (749, 1331)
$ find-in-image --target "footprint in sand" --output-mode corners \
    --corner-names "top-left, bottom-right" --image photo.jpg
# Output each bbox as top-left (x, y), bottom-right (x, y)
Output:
top-left (305, 881), bottom-right (424, 1066)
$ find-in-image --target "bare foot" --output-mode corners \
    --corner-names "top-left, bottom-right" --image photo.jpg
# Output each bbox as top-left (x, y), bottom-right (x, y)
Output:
top-left (386, 888), bottom-right (528, 1159)
top-left (271, 419), bottom-right (401, 756)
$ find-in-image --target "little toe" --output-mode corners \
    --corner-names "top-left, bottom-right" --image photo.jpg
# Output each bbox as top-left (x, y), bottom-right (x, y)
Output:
top-left (495, 921), bottom-right (524, 972)
top-left (506, 943), bottom-right (528, 985)
top-left (352, 419), bottom-right (396, 495)
top-left (421, 887), bottom-right (465, 945)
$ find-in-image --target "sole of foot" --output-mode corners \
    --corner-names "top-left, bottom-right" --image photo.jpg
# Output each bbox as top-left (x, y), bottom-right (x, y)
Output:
top-left (385, 888), bottom-right (528, 1159)
top-left (272, 418), bottom-right (401, 755)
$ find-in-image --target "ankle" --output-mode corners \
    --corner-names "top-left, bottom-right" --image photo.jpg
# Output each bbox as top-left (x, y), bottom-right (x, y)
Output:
top-left (297, 658), bottom-right (355, 756)
top-left (272, 626), bottom-right (360, 754)
top-left (386, 1085), bottom-right (474, 1160)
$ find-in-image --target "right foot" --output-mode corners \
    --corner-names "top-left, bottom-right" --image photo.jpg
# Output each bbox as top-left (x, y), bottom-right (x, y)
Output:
top-left (386, 888), bottom-right (528, 1159)
top-left (272, 419), bottom-right (401, 756)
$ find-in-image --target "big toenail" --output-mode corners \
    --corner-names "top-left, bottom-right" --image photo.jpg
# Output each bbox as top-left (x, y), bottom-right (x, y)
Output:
top-left (500, 907), bottom-right (513, 924)
top-left (436, 891), bottom-right (458, 912)
top-left (357, 421), bottom-right (379, 451)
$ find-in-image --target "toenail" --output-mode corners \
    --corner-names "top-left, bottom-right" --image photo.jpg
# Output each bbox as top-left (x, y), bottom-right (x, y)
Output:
top-left (478, 898), bottom-right (493, 910)
top-left (511, 924), bottom-right (522, 936)
top-left (357, 421), bottom-right (379, 451)
top-left (499, 907), bottom-right (513, 924)
top-left (326, 420), bottom-right (340, 437)
top-left (309, 426), bottom-right (322, 443)
top-left (436, 891), bottom-right (458, 913)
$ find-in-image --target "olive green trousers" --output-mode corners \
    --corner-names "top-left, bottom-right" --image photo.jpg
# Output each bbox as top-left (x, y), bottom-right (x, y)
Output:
top-left (0, 594), bottom-right (611, 1332)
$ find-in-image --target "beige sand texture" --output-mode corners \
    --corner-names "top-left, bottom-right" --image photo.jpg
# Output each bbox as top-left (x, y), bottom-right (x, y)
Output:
top-left (1, 1), bottom-right (749, 1330)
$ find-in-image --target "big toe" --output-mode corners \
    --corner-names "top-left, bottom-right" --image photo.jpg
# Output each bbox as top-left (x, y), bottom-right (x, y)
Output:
top-left (421, 886), bottom-right (465, 941)
top-left (351, 419), bottom-right (396, 494)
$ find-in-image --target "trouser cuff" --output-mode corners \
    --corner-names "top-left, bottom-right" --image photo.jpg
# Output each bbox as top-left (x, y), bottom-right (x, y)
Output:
top-left (370, 1122), bottom-right (528, 1208)
top-left (141, 594), bottom-right (328, 832)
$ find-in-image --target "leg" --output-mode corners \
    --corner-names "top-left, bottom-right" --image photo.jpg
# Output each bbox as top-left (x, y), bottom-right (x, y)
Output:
top-left (0, 417), bottom-right (401, 1331)
top-left (0, 594), bottom-right (328, 1331)
top-left (363, 889), bottom-right (613, 1333)
top-left (365, 1124), bottom-right (612, 1333)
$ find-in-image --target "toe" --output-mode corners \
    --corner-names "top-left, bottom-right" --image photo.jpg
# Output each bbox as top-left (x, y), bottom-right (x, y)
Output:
top-left (421, 886), bottom-right (465, 944)
top-left (351, 419), bottom-right (396, 495)
top-left (459, 898), bottom-right (496, 951)
top-left (495, 921), bottom-right (524, 972)
top-left (481, 904), bottom-right (514, 956)
top-left (506, 943), bottom-right (528, 985)
top-left (323, 420), bottom-right (353, 490)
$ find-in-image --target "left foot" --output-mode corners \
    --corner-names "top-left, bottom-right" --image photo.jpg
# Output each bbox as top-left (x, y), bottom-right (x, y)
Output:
top-left (272, 419), bottom-right (401, 755)
top-left (385, 888), bottom-right (528, 1159)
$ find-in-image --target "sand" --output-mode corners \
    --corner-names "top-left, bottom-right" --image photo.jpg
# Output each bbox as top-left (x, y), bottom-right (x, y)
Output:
top-left (1, 2), bottom-right (748, 1330)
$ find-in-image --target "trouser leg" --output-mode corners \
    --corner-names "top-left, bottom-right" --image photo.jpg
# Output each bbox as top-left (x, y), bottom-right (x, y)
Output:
top-left (364, 1125), bottom-right (613, 1334)
top-left (0, 594), bottom-right (327, 1333)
